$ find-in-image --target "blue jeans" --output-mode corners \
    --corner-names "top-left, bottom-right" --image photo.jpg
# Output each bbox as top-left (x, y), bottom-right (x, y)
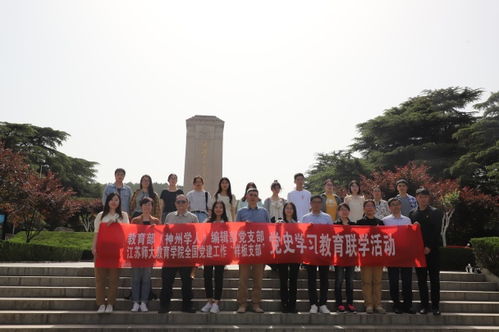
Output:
top-left (193, 211), bottom-right (208, 223)
top-left (131, 267), bottom-right (152, 302)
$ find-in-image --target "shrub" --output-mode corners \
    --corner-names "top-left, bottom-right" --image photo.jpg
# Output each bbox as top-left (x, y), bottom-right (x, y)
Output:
top-left (0, 241), bottom-right (83, 261)
top-left (439, 246), bottom-right (475, 271)
top-left (470, 237), bottom-right (499, 276)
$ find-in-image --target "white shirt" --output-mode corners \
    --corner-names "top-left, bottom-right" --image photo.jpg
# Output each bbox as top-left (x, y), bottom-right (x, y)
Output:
top-left (215, 194), bottom-right (237, 221)
top-left (287, 189), bottom-right (311, 222)
top-left (94, 212), bottom-right (129, 233)
top-left (382, 214), bottom-right (411, 226)
top-left (344, 195), bottom-right (365, 223)
top-left (186, 190), bottom-right (212, 212)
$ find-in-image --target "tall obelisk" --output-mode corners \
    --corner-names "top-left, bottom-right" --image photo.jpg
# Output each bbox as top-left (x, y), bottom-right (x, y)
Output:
top-left (183, 116), bottom-right (224, 195)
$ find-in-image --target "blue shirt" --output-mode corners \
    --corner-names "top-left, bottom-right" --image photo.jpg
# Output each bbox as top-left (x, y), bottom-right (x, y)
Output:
top-left (396, 194), bottom-right (418, 217)
top-left (102, 183), bottom-right (132, 214)
top-left (236, 206), bottom-right (270, 223)
top-left (301, 211), bottom-right (333, 225)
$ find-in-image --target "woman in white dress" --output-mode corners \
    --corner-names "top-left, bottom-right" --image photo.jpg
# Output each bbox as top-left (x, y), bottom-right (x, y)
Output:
top-left (343, 180), bottom-right (365, 223)
top-left (213, 177), bottom-right (237, 221)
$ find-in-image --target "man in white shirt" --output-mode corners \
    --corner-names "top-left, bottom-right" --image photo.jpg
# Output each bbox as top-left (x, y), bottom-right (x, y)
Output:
top-left (382, 197), bottom-right (415, 314)
top-left (300, 195), bottom-right (333, 314)
top-left (287, 173), bottom-right (311, 222)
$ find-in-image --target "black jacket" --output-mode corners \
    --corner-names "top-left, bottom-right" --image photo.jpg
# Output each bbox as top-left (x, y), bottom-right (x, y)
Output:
top-left (409, 205), bottom-right (442, 250)
top-left (356, 216), bottom-right (384, 226)
top-left (335, 218), bottom-right (356, 226)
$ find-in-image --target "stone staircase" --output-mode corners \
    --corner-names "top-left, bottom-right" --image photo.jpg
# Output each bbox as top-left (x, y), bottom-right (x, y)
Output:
top-left (0, 263), bottom-right (498, 331)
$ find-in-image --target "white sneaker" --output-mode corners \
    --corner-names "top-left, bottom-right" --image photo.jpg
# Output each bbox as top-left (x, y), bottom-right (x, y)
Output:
top-left (131, 302), bottom-right (140, 312)
top-left (319, 305), bottom-right (331, 314)
top-left (201, 301), bottom-right (212, 313)
top-left (97, 304), bottom-right (106, 313)
top-left (139, 302), bottom-right (148, 312)
top-left (105, 304), bottom-right (113, 313)
top-left (309, 304), bottom-right (319, 313)
top-left (210, 303), bottom-right (220, 313)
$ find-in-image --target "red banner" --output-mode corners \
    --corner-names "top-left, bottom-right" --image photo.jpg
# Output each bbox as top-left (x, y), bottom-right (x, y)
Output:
top-left (95, 222), bottom-right (426, 268)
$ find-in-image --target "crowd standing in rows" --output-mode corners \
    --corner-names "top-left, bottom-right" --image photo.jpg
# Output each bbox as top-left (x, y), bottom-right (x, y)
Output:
top-left (92, 169), bottom-right (442, 316)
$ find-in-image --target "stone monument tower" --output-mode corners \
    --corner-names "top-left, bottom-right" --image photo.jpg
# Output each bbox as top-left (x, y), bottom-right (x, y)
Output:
top-left (183, 115), bottom-right (224, 195)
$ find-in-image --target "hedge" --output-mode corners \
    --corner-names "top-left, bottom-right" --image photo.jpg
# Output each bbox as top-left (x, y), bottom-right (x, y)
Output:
top-left (470, 237), bottom-right (499, 276)
top-left (1, 231), bottom-right (94, 262)
top-left (0, 241), bottom-right (84, 261)
top-left (8, 231), bottom-right (94, 250)
top-left (439, 246), bottom-right (475, 271)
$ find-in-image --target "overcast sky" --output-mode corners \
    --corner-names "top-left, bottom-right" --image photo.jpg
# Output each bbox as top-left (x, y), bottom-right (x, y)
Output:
top-left (1, 0), bottom-right (498, 198)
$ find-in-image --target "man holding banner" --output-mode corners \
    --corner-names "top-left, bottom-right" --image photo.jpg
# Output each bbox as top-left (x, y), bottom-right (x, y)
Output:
top-left (301, 195), bottom-right (334, 314)
top-left (235, 187), bottom-right (270, 314)
top-left (410, 188), bottom-right (442, 316)
top-left (383, 197), bottom-right (415, 314)
top-left (159, 194), bottom-right (199, 314)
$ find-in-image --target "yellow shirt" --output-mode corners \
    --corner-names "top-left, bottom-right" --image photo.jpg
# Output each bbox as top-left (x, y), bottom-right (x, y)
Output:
top-left (325, 194), bottom-right (338, 220)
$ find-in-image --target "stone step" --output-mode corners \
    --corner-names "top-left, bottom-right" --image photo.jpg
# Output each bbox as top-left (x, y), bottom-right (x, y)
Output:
top-left (1, 324), bottom-right (498, 332)
top-left (2, 286), bottom-right (499, 302)
top-left (1, 311), bottom-right (499, 326)
top-left (0, 266), bottom-right (486, 282)
top-left (1, 298), bottom-right (498, 313)
top-left (0, 276), bottom-right (496, 291)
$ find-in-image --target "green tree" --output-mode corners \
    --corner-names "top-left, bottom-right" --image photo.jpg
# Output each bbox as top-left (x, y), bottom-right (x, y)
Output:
top-left (351, 87), bottom-right (482, 178)
top-left (0, 145), bottom-right (79, 241)
top-left (0, 122), bottom-right (100, 197)
top-left (306, 150), bottom-right (370, 195)
top-left (451, 91), bottom-right (499, 194)
top-left (359, 162), bottom-right (498, 245)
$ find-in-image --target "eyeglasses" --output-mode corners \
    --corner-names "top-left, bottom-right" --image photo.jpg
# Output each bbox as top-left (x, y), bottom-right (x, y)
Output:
top-left (176, 200), bottom-right (187, 204)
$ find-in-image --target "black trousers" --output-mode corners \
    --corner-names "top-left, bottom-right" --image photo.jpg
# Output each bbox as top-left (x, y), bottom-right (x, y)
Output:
top-left (334, 266), bottom-right (354, 306)
top-left (415, 249), bottom-right (440, 309)
top-left (160, 266), bottom-right (193, 308)
top-left (388, 267), bottom-right (413, 309)
top-left (306, 265), bottom-right (329, 306)
top-left (278, 263), bottom-right (300, 307)
top-left (204, 265), bottom-right (225, 300)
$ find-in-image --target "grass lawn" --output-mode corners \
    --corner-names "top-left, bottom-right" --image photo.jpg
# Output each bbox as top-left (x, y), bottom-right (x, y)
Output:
top-left (8, 231), bottom-right (94, 250)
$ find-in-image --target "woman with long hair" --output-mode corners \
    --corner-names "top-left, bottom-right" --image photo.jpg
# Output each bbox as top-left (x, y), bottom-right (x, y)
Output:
top-left (200, 201), bottom-right (229, 313)
top-left (214, 177), bottom-right (237, 221)
top-left (159, 173), bottom-right (183, 223)
top-left (264, 180), bottom-right (286, 223)
top-left (277, 202), bottom-right (300, 313)
top-left (92, 192), bottom-right (130, 313)
top-left (343, 180), bottom-right (365, 223)
top-left (130, 175), bottom-right (160, 218)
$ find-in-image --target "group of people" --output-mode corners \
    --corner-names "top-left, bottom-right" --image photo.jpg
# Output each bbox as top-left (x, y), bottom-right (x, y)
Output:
top-left (92, 169), bottom-right (442, 317)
